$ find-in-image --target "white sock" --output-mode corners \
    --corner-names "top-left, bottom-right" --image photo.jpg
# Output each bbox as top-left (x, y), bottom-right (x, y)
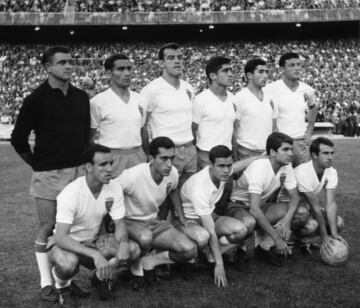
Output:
top-left (35, 247), bottom-right (53, 288)
top-left (130, 259), bottom-right (144, 276)
top-left (142, 251), bottom-right (174, 271)
top-left (52, 267), bottom-right (71, 289)
top-left (219, 236), bottom-right (230, 245)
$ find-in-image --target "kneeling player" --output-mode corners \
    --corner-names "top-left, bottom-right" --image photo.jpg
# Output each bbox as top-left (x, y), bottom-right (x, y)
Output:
top-left (180, 145), bottom-right (248, 287)
top-left (293, 137), bottom-right (345, 254)
top-left (115, 137), bottom-right (198, 287)
top-left (226, 132), bottom-right (308, 266)
top-left (49, 145), bottom-right (140, 305)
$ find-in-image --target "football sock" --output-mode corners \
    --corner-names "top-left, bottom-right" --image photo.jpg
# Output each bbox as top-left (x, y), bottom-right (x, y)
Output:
top-left (142, 251), bottom-right (174, 271)
top-left (52, 267), bottom-right (71, 289)
top-left (219, 236), bottom-right (230, 245)
top-left (35, 241), bottom-right (53, 288)
top-left (130, 259), bottom-right (144, 276)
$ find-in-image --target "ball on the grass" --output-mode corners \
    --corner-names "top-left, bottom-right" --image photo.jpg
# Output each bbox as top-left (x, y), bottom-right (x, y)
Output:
top-left (320, 238), bottom-right (349, 266)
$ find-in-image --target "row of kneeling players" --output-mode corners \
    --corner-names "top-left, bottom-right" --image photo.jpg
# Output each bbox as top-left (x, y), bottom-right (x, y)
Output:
top-left (47, 133), bottom-right (345, 305)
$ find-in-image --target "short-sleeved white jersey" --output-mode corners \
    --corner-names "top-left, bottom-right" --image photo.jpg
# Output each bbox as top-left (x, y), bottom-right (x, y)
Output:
top-left (234, 87), bottom-right (274, 150)
top-left (55, 176), bottom-right (125, 242)
top-left (230, 158), bottom-right (297, 208)
top-left (265, 79), bottom-right (315, 139)
top-left (295, 160), bottom-right (338, 195)
top-left (181, 166), bottom-right (225, 219)
top-left (193, 89), bottom-right (236, 151)
top-left (115, 163), bottom-right (178, 221)
top-left (141, 77), bottom-right (194, 145)
top-left (90, 88), bottom-right (147, 149)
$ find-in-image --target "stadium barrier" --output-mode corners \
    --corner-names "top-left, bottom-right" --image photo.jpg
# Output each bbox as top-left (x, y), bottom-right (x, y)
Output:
top-left (0, 9), bottom-right (359, 25)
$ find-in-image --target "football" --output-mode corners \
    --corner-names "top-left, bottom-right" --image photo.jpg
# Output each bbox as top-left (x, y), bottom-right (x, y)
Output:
top-left (320, 238), bottom-right (349, 266)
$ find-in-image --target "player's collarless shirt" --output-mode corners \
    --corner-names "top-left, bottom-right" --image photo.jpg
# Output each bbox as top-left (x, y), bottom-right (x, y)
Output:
top-left (230, 158), bottom-right (297, 208)
top-left (193, 89), bottom-right (236, 151)
top-left (141, 77), bottom-right (194, 145)
top-left (90, 88), bottom-right (146, 149)
top-left (55, 176), bottom-right (125, 242)
top-left (116, 163), bottom-right (179, 222)
top-left (181, 166), bottom-right (225, 219)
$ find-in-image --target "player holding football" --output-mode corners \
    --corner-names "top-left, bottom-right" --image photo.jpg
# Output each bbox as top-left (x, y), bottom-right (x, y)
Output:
top-left (49, 144), bottom-right (140, 305)
top-left (225, 132), bottom-right (308, 266)
top-left (293, 137), bottom-right (345, 254)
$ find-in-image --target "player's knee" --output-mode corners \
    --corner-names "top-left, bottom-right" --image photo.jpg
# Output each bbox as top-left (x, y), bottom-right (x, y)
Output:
top-left (243, 215), bottom-right (256, 235)
top-left (129, 241), bottom-right (141, 260)
top-left (193, 229), bottom-right (210, 250)
top-left (136, 231), bottom-right (153, 251)
top-left (53, 252), bottom-right (79, 279)
top-left (179, 240), bottom-right (197, 260)
top-left (304, 218), bottom-right (318, 235)
top-left (293, 206), bottom-right (310, 226)
top-left (230, 222), bottom-right (248, 242)
top-left (337, 216), bottom-right (345, 232)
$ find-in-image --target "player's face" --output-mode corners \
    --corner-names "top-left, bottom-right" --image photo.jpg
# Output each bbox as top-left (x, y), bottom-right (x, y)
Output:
top-left (46, 52), bottom-right (73, 82)
top-left (87, 152), bottom-right (114, 184)
top-left (110, 59), bottom-right (133, 88)
top-left (315, 144), bottom-right (335, 169)
top-left (212, 64), bottom-right (233, 87)
top-left (210, 157), bottom-right (233, 182)
top-left (161, 48), bottom-right (184, 78)
top-left (272, 142), bottom-right (293, 165)
top-left (250, 65), bottom-right (268, 88)
top-left (283, 58), bottom-right (301, 81)
top-left (150, 147), bottom-right (175, 177)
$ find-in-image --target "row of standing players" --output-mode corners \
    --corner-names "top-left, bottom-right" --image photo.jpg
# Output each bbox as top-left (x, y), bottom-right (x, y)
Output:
top-left (11, 43), bottom-right (344, 305)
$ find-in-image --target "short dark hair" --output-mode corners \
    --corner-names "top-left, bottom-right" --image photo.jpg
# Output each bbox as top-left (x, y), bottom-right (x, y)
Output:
top-left (244, 58), bottom-right (266, 77)
top-left (279, 52), bottom-right (299, 67)
top-left (310, 137), bottom-right (334, 156)
top-left (205, 56), bottom-right (231, 80)
top-left (84, 144), bottom-right (111, 164)
top-left (158, 43), bottom-right (180, 60)
top-left (266, 132), bottom-right (293, 155)
top-left (209, 145), bottom-right (232, 164)
top-left (104, 54), bottom-right (129, 71)
top-left (41, 46), bottom-right (71, 66)
top-left (149, 136), bottom-right (175, 157)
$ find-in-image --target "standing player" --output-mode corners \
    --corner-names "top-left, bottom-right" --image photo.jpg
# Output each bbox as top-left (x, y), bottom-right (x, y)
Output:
top-left (192, 56), bottom-right (236, 169)
top-left (11, 46), bottom-right (90, 302)
top-left (141, 43), bottom-right (196, 189)
top-left (49, 144), bottom-right (140, 305)
top-left (293, 137), bottom-right (344, 254)
top-left (233, 58), bottom-right (274, 160)
top-left (226, 133), bottom-right (308, 266)
top-left (181, 146), bottom-right (249, 287)
top-left (115, 137), bottom-right (199, 287)
top-left (90, 54), bottom-right (147, 178)
top-left (266, 52), bottom-right (318, 166)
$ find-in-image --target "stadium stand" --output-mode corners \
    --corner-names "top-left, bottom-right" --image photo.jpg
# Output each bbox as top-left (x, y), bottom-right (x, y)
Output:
top-left (0, 39), bottom-right (359, 135)
top-left (0, 0), bottom-right (359, 12)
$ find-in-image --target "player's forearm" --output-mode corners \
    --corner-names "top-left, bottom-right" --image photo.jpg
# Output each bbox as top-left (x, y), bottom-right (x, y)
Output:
top-left (141, 127), bottom-right (149, 156)
top-left (326, 201), bottom-right (338, 236)
top-left (208, 232), bottom-right (223, 266)
top-left (55, 234), bottom-right (98, 259)
top-left (306, 105), bottom-right (319, 131)
top-left (282, 193), bottom-right (300, 224)
top-left (310, 203), bottom-right (328, 239)
top-left (169, 190), bottom-right (186, 223)
top-left (232, 156), bottom-right (257, 174)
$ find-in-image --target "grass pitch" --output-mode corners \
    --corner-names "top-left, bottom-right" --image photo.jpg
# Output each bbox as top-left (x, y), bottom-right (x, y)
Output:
top-left (1, 140), bottom-right (360, 308)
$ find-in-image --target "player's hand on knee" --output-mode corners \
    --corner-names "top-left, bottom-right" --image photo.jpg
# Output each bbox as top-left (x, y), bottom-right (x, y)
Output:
top-left (116, 242), bottom-right (131, 265)
top-left (94, 252), bottom-right (112, 280)
top-left (274, 238), bottom-right (289, 257)
top-left (214, 264), bottom-right (227, 288)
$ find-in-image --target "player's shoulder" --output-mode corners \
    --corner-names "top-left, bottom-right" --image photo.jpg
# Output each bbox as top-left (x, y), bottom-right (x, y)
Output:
top-left (58, 176), bottom-right (84, 198)
top-left (91, 88), bottom-right (111, 103)
top-left (143, 77), bottom-right (162, 90)
top-left (298, 81), bottom-right (314, 91)
top-left (122, 162), bottom-right (148, 177)
top-left (325, 166), bottom-right (338, 177)
top-left (264, 79), bottom-right (282, 90)
top-left (195, 88), bottom-right (211, 102)
top-left (180, 79), bottom-right (194, 89)
top-left (106, 179), bottom-right (125, 195)
top-left (234, 87), bottom-right (248, 98)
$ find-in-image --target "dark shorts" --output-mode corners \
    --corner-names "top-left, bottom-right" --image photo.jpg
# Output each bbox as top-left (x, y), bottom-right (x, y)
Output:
top-left (125, 218), bottom-right (174, 240)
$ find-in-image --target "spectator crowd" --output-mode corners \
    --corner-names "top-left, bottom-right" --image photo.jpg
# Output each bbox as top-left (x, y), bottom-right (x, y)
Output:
top-left (0, 0), bottom-right (359, 12)
top-left (1, 39), bottom-right (359, 135)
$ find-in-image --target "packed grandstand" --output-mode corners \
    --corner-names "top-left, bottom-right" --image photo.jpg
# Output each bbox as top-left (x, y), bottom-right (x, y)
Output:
top-left (0, 0), bottom-right (359, 12)
top-left (0, 39), bottom-right (359, 135)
